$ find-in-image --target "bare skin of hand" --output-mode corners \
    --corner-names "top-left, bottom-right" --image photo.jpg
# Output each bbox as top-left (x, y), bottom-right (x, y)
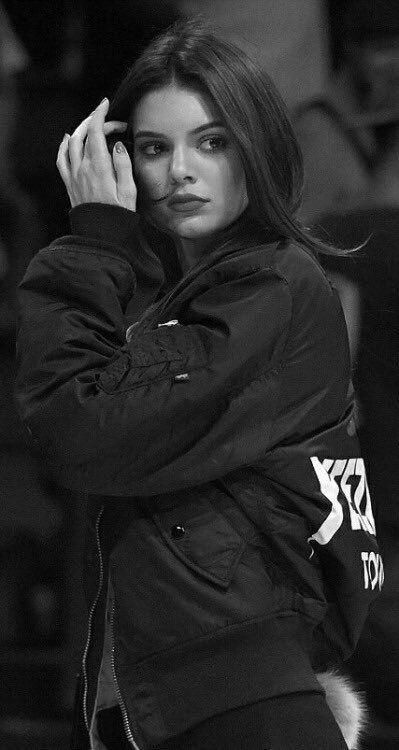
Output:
top-left (56, 98), bottom-right (137, 211)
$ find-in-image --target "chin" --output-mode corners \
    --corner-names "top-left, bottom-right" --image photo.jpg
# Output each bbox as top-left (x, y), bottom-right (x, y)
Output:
top-left (178, 226), bottom-right (214, 239)
top-left (170, 217), bottom-right (218, 238)
top-left (176, 213), bottom-right (242, 238)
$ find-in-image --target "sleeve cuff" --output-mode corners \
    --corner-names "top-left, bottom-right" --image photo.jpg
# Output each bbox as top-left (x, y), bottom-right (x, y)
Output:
top-left (68, 203), bottom-right (164, 285)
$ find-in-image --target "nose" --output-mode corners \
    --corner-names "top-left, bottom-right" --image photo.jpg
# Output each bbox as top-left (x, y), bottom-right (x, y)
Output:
top-left (169, 145), bottom-right (196, 184)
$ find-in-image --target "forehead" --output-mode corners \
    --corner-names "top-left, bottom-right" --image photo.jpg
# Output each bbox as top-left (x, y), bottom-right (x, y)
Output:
top-left (131, 83), bottom-right (221, 133)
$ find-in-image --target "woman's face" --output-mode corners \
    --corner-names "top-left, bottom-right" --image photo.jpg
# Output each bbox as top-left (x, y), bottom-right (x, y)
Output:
top-left (131, 83), bottom-right (248, 241)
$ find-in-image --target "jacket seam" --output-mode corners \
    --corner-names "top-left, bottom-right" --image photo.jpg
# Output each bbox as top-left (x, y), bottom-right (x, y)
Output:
top-left (50, 244), bottom-right (137, 268)
top-left (97, 363), bottom-right (209, 394)
top-left (98, 355), bottom-right (287, 397)
top-left (130, 609), bottom-right (301, 670)
top-left (51, 233), bottom-right (163, 275)
top-left (142, 249), bottom-right (285, 330)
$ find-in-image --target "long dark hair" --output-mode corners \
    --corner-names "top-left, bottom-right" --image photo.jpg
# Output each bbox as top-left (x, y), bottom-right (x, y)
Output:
top-left (109, 17), bottom-right (347, 256)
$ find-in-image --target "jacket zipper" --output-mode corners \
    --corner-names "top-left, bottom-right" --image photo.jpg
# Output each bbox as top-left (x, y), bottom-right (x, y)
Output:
top-left (82, 505), bottom-right (105, 733)
top-left (110, 600), bottom-right (142, 750)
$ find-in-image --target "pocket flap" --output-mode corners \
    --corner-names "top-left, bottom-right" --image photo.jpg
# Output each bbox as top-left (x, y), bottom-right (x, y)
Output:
top-left (152, 497), bottom-right (246, 589)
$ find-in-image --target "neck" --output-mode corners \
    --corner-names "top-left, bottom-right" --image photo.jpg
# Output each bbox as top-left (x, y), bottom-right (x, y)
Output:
top-left (147, 207), bottom-right (280, 286)
top-left (173, 206), bottom-right (264, 274)
top-left (174, 234), bottom-right (213, 274)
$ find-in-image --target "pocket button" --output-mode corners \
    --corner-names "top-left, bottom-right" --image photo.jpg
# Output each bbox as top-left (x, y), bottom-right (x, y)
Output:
top-left (171, 524), bottom-right (186, 540)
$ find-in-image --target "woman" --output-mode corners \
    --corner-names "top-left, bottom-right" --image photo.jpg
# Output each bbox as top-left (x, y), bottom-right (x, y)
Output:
top-left (15, 18), bottom-right (380, 750)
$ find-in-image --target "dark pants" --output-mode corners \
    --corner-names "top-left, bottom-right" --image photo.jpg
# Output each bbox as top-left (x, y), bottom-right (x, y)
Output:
top-left (97, 690), bottom-right (348, 749)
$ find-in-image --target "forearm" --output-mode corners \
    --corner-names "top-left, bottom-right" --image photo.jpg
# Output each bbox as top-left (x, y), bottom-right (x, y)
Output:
top-left (15, 206), bottom-right (165, 439)
top-left (15, 243), bottom-right (291, 496)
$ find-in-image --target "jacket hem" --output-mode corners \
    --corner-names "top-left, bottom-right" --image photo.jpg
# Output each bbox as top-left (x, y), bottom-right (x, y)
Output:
top-left (115, 611), bottom-right (324, 749)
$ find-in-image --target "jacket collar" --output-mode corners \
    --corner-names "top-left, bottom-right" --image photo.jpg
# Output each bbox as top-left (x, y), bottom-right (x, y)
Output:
top-left (137, 209), bottom-right (283, 326)
top-left (149, 206), bottom-right (282, 288)
top-left (209, 205), bottom-right (281, 255)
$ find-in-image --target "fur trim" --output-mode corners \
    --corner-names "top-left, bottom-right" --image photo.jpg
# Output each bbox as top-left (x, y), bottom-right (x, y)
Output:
top-left (316, 671), bottom-right (367, 749)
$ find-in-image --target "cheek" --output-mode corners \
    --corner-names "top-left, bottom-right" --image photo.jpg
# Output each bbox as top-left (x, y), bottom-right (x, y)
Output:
top-left (230, 154), bottom-right (247, 191)
top-left (134, 160), bottom-right (165, 200)
top-left (219, 157), bottom-right (247, 206)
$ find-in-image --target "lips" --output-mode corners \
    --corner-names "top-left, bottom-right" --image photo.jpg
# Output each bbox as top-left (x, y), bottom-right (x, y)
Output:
top-left (168, 194), bottom-right (209, 206)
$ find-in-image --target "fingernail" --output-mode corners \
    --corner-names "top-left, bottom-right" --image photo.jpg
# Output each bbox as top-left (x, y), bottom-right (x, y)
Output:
top-left (114, 141), bottom-right (125, 154)
top-left (100, 97), bottom-right (108, 105)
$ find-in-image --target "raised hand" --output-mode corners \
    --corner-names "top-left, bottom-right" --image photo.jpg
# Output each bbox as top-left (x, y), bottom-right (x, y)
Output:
top-left (56, 98), bottom-right (137, 211)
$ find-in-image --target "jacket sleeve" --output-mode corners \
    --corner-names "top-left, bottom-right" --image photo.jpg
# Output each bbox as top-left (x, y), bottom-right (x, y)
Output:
top-left (15, 204), bottom-right (292, 496)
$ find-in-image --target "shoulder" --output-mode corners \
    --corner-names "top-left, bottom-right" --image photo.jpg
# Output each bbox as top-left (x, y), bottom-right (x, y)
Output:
top-left (236, 240), bottom-right (345, 332)
top-left (189, 236), bottom-right (342, 315)
top-left (209, 238), bottom-right (335, 298)
top-left (207, 240), bottom-right (340, 327)
top-left (273, 240), bottom-right (330, 284)
top-left (231, 239), bottom-right (333, 292)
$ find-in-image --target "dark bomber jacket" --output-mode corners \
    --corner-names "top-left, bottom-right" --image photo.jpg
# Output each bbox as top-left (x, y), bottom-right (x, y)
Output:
top-left (15, 204), bottom-right (381, 749)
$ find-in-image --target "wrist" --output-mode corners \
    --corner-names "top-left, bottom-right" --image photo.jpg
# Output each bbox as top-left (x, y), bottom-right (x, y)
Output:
top-left (68, 203), bottom-right (164, 284)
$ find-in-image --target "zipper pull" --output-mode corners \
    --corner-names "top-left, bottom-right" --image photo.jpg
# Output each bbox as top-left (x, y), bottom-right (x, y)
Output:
top-left (158, 319), bottom-right (179, 327)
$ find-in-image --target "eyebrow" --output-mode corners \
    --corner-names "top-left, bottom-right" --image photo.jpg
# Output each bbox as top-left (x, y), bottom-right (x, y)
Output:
top-left (134, 120), bottom-right (226, 139)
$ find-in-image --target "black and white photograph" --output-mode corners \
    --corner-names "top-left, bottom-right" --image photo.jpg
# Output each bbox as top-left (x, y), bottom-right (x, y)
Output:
top-left (0, 2), bottom-right (398, 748)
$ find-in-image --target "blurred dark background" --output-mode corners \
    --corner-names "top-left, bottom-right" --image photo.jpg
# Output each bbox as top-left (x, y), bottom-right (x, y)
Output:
top-left (0, 1), bottom-right (398, 748)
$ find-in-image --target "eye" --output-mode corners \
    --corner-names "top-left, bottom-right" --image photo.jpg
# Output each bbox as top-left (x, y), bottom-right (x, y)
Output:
top-left (138, 142), bottom-right (166, 157)
top-left (200, 135), bottom-right (228, 152)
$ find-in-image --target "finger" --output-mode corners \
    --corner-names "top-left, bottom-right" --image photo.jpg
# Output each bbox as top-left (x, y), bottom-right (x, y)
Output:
top-left (68, 112), bottom-right (95, 174)
top-left (103, 121), bottom-right (128, 135)
top-left (67, 99), bottom-right (112, 160)
top-left (67, 98), bottom-right (116, 168)
top-left (68, 106), bottom-right (126, 172)
top-left (84, 120), bottom-right (128, 158)
top-left (56, 134), bottom-right (72, 186)
top-left (113, 142), bottom-right (137, 210)
top-left (67, 97), bottom-right (127, 173)
top-left (85, 98), bottom-right (113, 161)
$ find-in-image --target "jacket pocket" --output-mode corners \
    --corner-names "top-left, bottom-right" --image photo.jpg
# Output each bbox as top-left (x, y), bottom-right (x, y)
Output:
top-left (97, 324), bottom-right (206, 393)
top-left (152, 497), bottom-right (247, 589)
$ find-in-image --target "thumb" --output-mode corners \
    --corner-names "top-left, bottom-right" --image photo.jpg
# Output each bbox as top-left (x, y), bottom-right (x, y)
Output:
top-left (113, 141), bottom-right (137, 211)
